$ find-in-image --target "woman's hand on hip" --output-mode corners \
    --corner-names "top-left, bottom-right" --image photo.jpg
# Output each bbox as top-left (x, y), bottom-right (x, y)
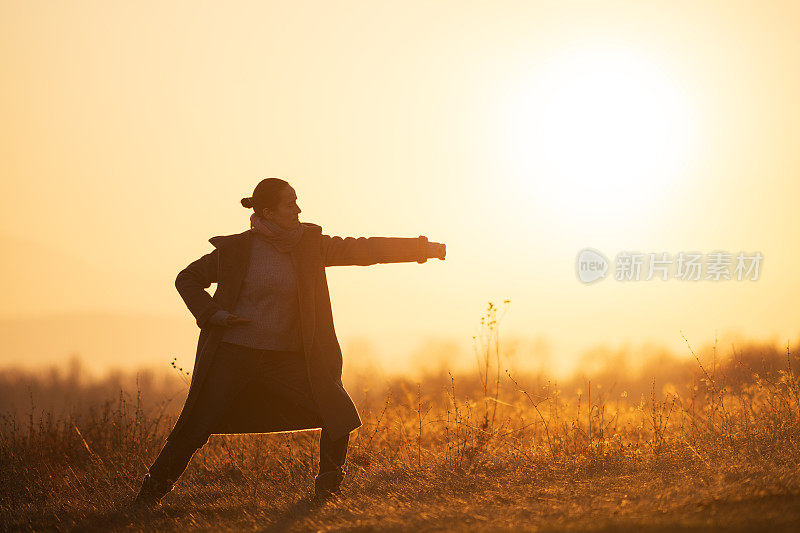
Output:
top-left (209, 310), bottom-right (253, 327)
top-left (225, 314), bottom-right (253, 326)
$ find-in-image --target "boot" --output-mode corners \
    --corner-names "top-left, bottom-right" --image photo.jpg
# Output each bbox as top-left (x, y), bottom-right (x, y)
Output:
top-left (133, 473), bottom-right (174, 508)
top-left (314, 468), bottom-right (344, 501)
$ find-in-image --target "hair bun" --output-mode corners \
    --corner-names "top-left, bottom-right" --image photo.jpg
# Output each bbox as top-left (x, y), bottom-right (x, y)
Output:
top-left (241, 197), bottom-right (254, 208)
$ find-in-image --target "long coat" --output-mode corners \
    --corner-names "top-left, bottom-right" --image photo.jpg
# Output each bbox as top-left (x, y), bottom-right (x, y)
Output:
top-left (167, 223), bottom-right (431, 443)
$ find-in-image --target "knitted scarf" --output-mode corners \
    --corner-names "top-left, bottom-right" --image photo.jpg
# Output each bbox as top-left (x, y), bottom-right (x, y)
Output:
top-left (249, 213), bottom-right (305, 253)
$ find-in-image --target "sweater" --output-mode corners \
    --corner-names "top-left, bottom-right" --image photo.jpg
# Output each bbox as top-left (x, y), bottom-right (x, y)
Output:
top-left (211, 231), bottom-right (303, 352)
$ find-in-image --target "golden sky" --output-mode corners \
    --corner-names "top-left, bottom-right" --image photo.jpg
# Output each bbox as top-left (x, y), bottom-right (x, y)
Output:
top-left (1, 1), bottom-right (798, 376)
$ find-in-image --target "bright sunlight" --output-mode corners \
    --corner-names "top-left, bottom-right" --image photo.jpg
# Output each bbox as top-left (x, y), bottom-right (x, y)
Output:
top-left (504, 45), bottom-right (699, 231)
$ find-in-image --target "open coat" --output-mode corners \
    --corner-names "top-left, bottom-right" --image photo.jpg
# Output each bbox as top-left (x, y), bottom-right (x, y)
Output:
top-left (167, 223), bottom-right (431, 443)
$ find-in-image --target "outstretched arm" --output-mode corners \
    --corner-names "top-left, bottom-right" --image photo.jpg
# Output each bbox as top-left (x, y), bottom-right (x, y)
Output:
top-left (321, 234), bottom-right (446, 267)
top-left (175, 249), bottom-right (224, 329)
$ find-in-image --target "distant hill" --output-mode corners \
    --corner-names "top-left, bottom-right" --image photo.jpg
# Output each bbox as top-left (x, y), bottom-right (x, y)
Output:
top-left (0, 233), bottom-right (201, 373)
top-left (0, 312), bottom-right (199, 374)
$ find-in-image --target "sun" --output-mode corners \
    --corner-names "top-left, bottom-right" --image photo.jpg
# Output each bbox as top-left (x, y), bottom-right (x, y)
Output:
top-left (502, 45), bottom-right (698, 233)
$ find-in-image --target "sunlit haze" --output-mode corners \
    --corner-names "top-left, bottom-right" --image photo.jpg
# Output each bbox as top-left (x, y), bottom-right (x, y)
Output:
top-left (1, 1), bottom-right (798, 378)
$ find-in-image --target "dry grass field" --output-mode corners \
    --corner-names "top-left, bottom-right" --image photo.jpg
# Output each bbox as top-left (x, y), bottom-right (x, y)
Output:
top-left (2, 303), bottom-right (799, 531)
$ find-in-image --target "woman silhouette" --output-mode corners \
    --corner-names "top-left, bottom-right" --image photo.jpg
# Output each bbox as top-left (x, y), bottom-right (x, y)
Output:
top-left (134, 178), bottom-right (446, 505)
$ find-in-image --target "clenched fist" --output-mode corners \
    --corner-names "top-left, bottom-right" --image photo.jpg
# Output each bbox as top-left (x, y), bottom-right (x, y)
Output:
top-left (427, 241), bottom-right (446, 260)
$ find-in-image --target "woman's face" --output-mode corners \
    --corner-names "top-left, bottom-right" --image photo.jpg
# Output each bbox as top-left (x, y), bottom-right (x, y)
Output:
top-left (262, 186), bottom-right (301, 229)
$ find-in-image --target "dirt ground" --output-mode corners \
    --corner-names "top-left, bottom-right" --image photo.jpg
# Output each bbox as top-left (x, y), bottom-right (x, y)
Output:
top-left (6, 463), bottom-right (800, 532)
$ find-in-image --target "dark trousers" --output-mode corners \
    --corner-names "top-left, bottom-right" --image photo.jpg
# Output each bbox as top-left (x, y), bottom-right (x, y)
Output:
top-left (148, 341), bottom-right (349, 484)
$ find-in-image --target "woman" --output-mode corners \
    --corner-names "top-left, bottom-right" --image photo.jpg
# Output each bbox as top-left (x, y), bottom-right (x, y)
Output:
top-left (134, 178), bottom-right (446, 506)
